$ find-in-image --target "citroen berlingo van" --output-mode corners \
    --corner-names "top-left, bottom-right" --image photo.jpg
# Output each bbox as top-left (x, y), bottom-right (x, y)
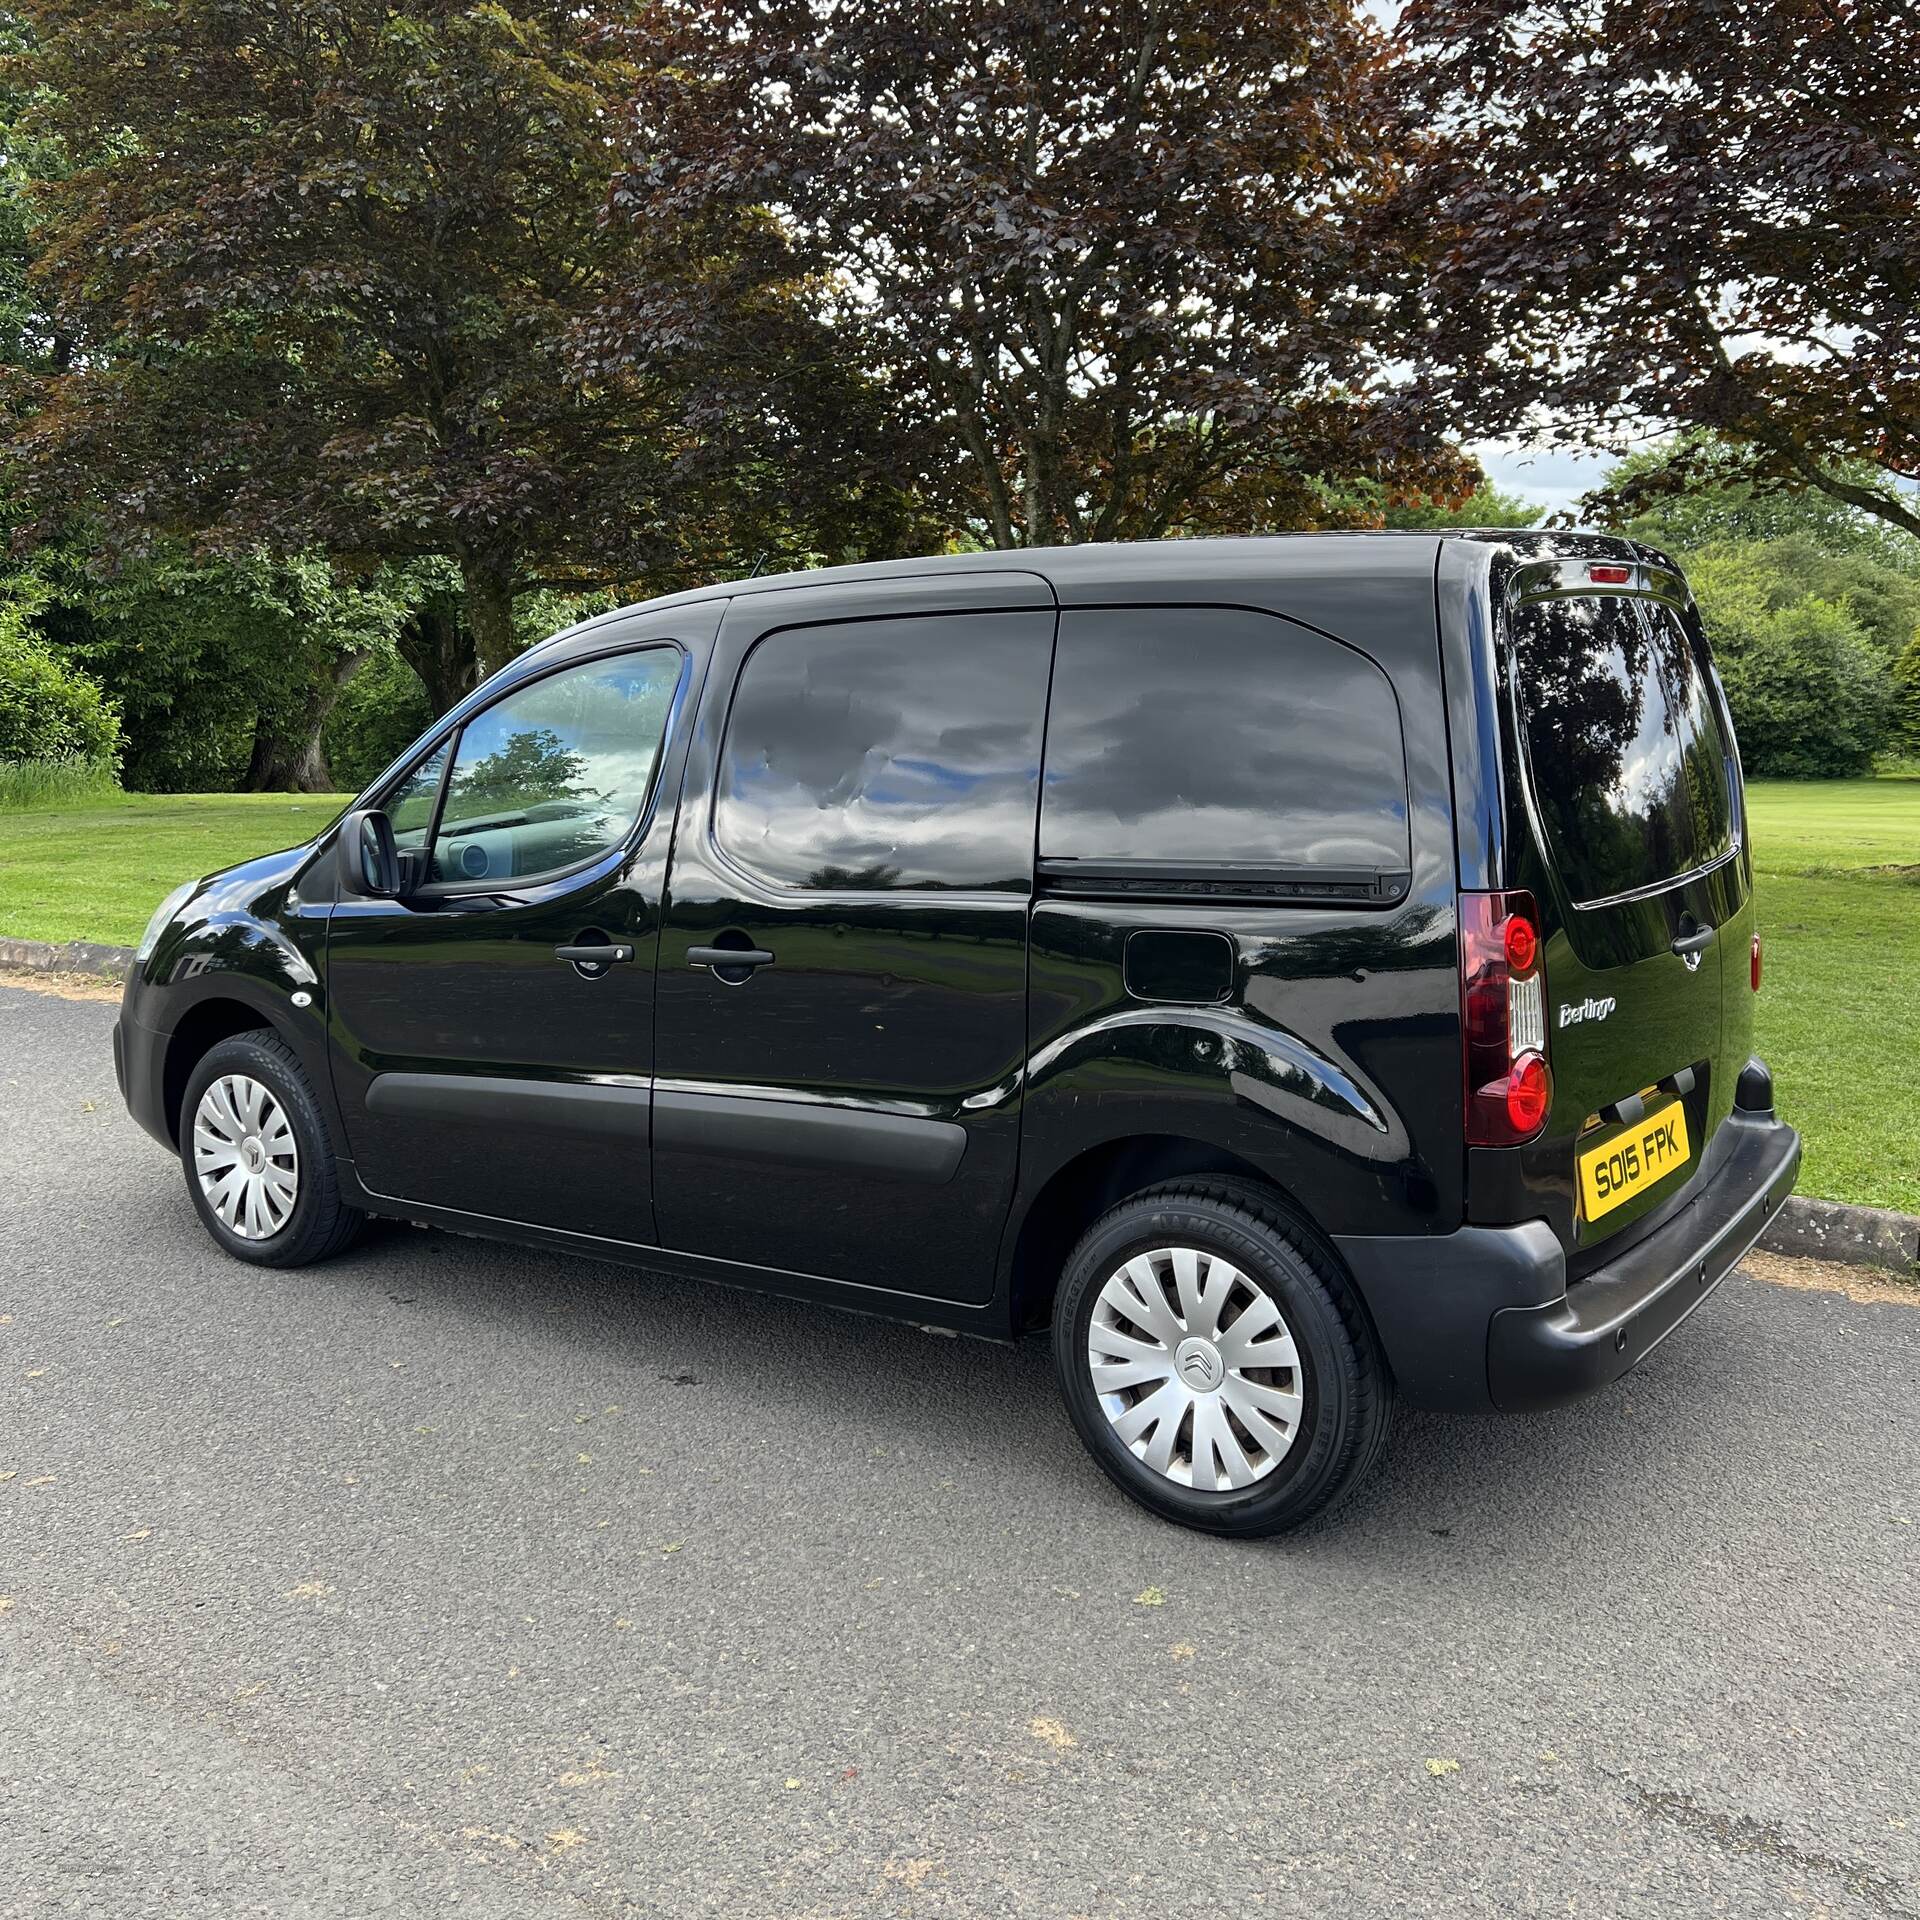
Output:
top-left (115, 533), bottom-right (1801, 1534)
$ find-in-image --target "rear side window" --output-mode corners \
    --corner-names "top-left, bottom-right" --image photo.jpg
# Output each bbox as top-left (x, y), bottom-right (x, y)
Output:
top-left (1040, 606), bottom-right (1411, 882)
top-left (713, 610), bottom-right (1052, 892)
top-left (1510, 595), bottom-right (1733, 906)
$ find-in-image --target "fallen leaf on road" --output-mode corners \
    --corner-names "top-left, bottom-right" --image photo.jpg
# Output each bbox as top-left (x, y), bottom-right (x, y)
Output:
top-left (1170, 1642), bottom-right (1196, 1663)
top-left (0, 1471), bottom-right (16, 1483)
top-left (0, 1596), bottom-right (14, 1614)
top-left (1426, 1758), bottom-right (1460, 1778)
top-left (545, 1828), bottom-right (588, 1853)
top-left (784, 1778), bottom-right (803, 1790)
top-left (285, 1580), bottom-right (334, 1600)
top-left (1133, 1586), bottom-right (1167, 1607)
top-left (121, 1527), bottom-right (152, 1543)
top-left (81, 1100), bottom-right (95, 1113)
top-left (613, 1617), bottom-right (633, 1630)
top-left (23, 1369), bottom-right (45, 1380)
top-left (660, 1541), bottom-right (683, 1556)
top-left (576, 1452), bottom-right (593, 1465)
top-left (1029, 1717), bottom-right (1078, 1751)
top-left (234, 1682), bottom-right (266, 1700)
top-left (26, 1476), bottom-right (54, 1488)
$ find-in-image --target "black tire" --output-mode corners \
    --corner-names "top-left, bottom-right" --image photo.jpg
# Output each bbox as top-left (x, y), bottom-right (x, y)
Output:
top-left (178, 1027), bottom-right (366, 1269)
top-left (1051, 1176), bottom-right (1392, 1536)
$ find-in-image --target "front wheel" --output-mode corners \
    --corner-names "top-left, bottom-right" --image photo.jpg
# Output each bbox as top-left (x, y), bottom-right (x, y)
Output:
top-left (179, 1028), bottom-right (365, 1268)
top-left (1051, 1179), bottom-right (1392, 1536)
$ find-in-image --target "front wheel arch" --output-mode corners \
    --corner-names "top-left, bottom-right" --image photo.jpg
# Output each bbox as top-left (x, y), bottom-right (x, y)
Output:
top-left (162, 997), bottom-right (294, 1146)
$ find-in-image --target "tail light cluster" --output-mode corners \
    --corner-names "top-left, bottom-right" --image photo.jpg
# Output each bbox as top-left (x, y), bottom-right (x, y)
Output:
top-left (1751, 930), bottom-right (1763, 992)
top-left (1460, 890), bottom-right (1552, 1146)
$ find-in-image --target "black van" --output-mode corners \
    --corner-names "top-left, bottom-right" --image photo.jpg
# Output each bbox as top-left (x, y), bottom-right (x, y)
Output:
top-left (114, 533), bottom-right (1800, 1534)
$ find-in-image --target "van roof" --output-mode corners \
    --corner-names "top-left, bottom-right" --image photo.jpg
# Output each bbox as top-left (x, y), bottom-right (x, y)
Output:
top-left (544, 527), bottom-right (1652, 649)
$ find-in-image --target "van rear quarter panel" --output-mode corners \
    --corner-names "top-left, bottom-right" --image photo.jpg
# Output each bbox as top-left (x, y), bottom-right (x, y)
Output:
top-left (1013, 542), bottom-right (1466, 1257)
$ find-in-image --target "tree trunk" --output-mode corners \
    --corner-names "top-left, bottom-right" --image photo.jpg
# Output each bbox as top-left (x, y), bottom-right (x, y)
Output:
top-left (462, 551), bottom-right (519, 680)
top-left (244, 650), bottom-right (369, 793)
top-left (397, 595), bottom-right (480, 718)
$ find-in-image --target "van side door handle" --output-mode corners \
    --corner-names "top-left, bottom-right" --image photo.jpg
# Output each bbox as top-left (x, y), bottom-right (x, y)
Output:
top-left (1670, 927), bottom-right (1714, 962)
top-left (687, 944), bottom-right (775, 978)
top-left (555, 942), bottom-right (634, 965)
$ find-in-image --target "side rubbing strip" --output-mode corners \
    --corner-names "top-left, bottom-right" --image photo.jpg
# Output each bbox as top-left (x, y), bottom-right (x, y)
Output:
top-left (656, 1090), bottom-right (966, 1186)
top-left (367, 1073), bottom-right (650, 1141)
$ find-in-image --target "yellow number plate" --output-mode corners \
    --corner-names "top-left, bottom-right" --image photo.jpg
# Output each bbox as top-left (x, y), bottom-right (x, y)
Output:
top-left (1578, 1099), bottom-right (1692, 1221)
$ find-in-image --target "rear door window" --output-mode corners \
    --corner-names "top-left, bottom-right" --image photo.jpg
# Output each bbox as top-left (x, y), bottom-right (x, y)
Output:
top-left (1039, 606), bottom-right (1411, 888)
top-left (1510, 596), bottom-right (1733, 907)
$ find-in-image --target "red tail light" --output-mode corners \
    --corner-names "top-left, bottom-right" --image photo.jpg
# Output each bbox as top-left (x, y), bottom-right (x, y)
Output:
top-left (1751, 930), bottom-right (1762, 992)
top-left (1588, 563), bottom-right (1632, 585)
top-left (1460, 889), bottom-right (1552, 1145)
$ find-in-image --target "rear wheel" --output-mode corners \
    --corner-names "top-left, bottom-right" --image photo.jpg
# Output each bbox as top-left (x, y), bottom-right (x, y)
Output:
top-left (1051, 1178), bottom-right (1391, 1535)
top-left (180, 1029), bottom-right (364, 1268)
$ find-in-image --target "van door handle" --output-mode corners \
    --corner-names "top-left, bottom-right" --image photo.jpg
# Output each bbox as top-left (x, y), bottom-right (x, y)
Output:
top-left (554, 942), bottom-right (634, 965)
top-left (1670, 927), bottom-right (1715, 959)
top-left (687, 944), bottom-right (775, 975)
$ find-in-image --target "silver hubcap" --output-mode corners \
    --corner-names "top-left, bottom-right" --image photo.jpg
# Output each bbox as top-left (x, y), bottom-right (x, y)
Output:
top-left (1087, 1246), bottom-right (1305, 1491)
top-left (193, 1074), bottom-right (299, 1241)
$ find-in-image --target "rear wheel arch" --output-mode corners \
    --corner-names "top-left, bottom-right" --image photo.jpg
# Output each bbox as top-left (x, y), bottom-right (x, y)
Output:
top-left (1005, 1135), bottom-right (1341, 1334)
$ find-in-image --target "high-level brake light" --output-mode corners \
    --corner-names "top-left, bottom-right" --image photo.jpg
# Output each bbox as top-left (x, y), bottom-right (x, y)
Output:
top-left (1588, 563), bottom-right (1632, 585)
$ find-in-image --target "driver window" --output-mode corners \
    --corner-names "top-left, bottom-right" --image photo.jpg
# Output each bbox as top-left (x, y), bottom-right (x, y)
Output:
top-left (427, 650), bottom-right (681, 885)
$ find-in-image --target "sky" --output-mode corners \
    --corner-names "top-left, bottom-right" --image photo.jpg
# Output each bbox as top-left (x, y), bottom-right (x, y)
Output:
top-left (1471, 440), bottom-right (1619, 523)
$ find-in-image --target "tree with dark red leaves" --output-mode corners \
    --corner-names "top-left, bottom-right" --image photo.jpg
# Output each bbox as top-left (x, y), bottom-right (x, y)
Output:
top-left (1393, 0), bottom-right (1919, 536)
top-left (10, 1), bottom-right (911, 710)
top-left (617, 0), bottom-right (1475, 548)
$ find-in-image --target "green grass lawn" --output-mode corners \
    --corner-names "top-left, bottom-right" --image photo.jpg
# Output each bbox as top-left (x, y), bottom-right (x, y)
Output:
top-left (0, 791), bottom-right (346, 947)
top-left (1745, 777), bottom-right (1920, 1214)
top-left (2, 776), bottom-right (1916, 1211)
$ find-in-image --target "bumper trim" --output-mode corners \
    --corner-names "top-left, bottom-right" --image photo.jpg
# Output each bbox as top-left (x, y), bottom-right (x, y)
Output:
top-left (1487, 1109), bottom-right (1801, 1412)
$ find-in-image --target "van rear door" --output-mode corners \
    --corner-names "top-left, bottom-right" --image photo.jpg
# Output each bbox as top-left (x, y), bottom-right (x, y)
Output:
top-left (1502, 569), bottom-right (1745, 1253)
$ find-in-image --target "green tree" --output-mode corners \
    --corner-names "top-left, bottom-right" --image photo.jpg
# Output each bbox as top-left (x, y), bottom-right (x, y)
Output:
top-left (33, 546), bottom-right (418, 792)
top-left (1597, 434), bottom-right (1919, 568)
top-left (1686, 545), bottom-right (1890, 777)
top-left (11, 0), bottom-right (908, 713)
top-left (1893, 634), bottom-right (1920, 759)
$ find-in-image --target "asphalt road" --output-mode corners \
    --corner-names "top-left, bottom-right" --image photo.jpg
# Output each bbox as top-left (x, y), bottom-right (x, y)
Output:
top-left (2, 982), bottom-right (1916, 1920)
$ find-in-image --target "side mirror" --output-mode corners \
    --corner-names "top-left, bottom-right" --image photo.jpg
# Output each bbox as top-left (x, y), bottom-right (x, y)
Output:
top-left (337, 808), bottom-right (406, 899)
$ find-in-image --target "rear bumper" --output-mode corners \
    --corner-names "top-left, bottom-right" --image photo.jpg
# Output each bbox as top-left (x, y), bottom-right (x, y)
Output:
top-left (1336, 1069), bottom-right (1800, 1413)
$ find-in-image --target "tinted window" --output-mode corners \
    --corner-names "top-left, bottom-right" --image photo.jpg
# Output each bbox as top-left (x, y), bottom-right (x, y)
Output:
top-left (1511, 596), bottom-right (1732, 906)
top-left (428, 650), bottom-right (681, 884)
top-left (713, 611), bottom-right (1051, 892)
top-left (1651, 604), bottom-right (1735, 863)
top-left (1040, 607), bottom-right (1411, 873)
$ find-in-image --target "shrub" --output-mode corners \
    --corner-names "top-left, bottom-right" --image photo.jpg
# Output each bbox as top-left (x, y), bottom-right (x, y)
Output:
top-left (1688, 545), bottom-right (1889, 777)
top-left (0, 603), bottom-right (123, 770)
